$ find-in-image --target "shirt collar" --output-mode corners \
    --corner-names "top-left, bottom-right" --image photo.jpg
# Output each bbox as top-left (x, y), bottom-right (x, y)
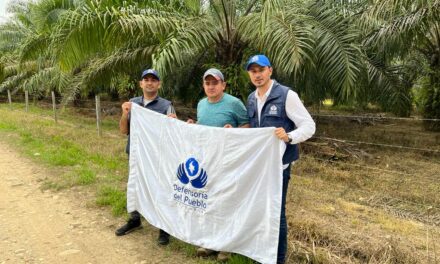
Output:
top-left (257, 80), bottom-right (274, 100)
top-left (142, 95), bottom-right (158, 106)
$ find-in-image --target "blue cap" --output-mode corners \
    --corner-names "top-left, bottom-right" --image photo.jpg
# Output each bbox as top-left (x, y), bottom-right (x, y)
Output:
top-left (141, 69), bottom-right (160, 80)
top-left (245, 54), bottom-right (271, 70)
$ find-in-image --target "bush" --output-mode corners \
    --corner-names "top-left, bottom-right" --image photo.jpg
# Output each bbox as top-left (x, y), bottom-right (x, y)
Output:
top-left (420, 83), bottom-right (440, 131)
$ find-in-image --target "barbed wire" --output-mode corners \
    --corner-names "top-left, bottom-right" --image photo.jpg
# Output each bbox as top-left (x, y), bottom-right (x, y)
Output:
top-left (305, 155), bottom-right (440, 210)
top-left (307, 155), bottom-right (413, 176)
top-left (302, 146), bottom-right (439, 178)
top-left (311, 113), bottom-right (440, 122)
top-left (4, 94), bottom-right (440, 122)
top-left (3, 93), bottom-right (439, 122)
top-left (2, 94), bottom-right (124, 104)
top-left (2, 96), bottom-right (440, 153)
top-left (24, 100), bottom-right (118, 113)
top-left (313, 136), bottom-right (440, 153)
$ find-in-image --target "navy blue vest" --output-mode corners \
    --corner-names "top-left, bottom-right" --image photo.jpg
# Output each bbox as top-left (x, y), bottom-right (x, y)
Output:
top-left (247, 81), bottom-right (299, 164)
top-left (125, 96), bottom-right (171, 154)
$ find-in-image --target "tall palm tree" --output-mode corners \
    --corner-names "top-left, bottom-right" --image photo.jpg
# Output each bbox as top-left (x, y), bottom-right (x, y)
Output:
top-left (361, 0), bottom-right (440, 121)
top-left (53, 0), bottom-right (364, 104)
top-left (2, 0), bottom-right (431, 117)
top-left (0, 0), bottom-right (76, 97)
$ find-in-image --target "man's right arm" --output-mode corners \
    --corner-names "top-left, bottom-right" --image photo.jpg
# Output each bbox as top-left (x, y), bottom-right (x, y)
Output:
top-left (119, 102), bottom-right (132, 135)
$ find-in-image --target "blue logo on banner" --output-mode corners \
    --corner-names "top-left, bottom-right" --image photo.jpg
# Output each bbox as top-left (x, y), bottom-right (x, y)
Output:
top-left (177, 158), bottom-right (207, 188)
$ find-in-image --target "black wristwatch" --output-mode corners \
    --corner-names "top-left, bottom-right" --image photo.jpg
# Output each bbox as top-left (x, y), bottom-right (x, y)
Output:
top-left (287, 135), bottom-right (292, 143)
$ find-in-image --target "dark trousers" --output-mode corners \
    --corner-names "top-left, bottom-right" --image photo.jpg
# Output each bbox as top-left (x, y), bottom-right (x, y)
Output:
top-left (277, 164), bottom-right (291, 264)
top-left (130, 211), bottom-right (168, 237)
top-left (130, 210), bottom-right (141, 221)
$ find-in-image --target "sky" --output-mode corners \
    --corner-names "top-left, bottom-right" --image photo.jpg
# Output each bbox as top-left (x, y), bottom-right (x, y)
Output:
top-left (0, 0), bottom-right (12, 24)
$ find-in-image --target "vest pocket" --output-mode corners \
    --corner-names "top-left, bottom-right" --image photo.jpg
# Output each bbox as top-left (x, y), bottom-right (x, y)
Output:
top-left (263, 113), bottom-right (284, 128)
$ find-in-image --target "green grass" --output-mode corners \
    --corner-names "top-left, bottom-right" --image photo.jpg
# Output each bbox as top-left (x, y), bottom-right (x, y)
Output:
top-left (75, 168), bottom-right (97, 185)
top-left (96, 186), bottom-right (127, 216)
top-left (0, 104), bottom-right (127, 215)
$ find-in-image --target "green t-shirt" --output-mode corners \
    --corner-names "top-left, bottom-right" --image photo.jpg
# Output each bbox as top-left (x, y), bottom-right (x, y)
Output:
top-left (197, 93), bottom-right (249, 127)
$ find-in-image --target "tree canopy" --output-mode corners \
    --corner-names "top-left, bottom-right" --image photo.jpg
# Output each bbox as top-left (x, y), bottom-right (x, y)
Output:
top-left (0, 0), bottom-right (439, 119)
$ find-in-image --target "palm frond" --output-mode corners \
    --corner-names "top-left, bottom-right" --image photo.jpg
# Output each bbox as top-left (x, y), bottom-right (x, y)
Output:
top-left (19, 34), bottom-right (51, 62)
top-left (61, 45), bottom-right (158, 103)
top-left (31, 0), bottom-right (76, 32)
top-left (362, 0), bottom-right (440, 56)
top-left (364, 54), bottom-right (412, 116)
top-left (152, 17), bottom-right (217, 78)
top-left (55, 2), bottom-right (113, 70)
top-left (308, 2), bottom-right (362, 101)
top-left (21, 67), bottom-right (71, 96)
top-left (259, 11), bottom-right (315, 79)
top-left (0, 71), bottom-right (32, 92)
top-left (0, 22), bottom-right (28, 53)
top-left (106, 6), bottom-right (181, 48)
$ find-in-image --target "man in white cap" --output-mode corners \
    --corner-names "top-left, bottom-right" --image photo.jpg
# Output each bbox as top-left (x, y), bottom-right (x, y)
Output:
top-left (245, 55), bottom-right (315, 264)
top-left (116, 68), bottom-right (176, 246)
top-left (188, 68), bottom-right (249, 261)
top-left (188, 68), bottom-right (249, 129)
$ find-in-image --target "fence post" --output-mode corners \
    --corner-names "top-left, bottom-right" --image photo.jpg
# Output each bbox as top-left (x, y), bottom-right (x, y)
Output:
top-left (51, 91), bottom-right (58, 123)
top-left (95, 95), bottom-right (102, 137)
top-left (7, 90), bottom-right (12, 109)
top-left (25, 90), bottom-right (29, 112)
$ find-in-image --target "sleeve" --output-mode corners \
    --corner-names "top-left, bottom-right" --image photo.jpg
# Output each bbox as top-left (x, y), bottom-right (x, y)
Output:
top-left (196, 101), bottom-right (202, 122)
top-left (126, 98), bottom-right (134, 135)
top-left (233, 99), bottom-right (250, 127)
top-left (285, 90), bottom-right (316, 144)
top-left (166, 105), bottom-right (176, 115)
top-left (126, 112), bottom-right (131, 135)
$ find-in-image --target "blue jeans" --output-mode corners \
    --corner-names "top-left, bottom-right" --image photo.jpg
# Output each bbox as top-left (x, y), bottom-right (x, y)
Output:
top-left (277, 164), bottom-right (291, 264)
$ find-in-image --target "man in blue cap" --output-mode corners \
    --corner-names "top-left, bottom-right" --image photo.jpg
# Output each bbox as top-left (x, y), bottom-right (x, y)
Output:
top-left (116, 68), bottom-right (176, 246)
top-left (245, 55), bottom-right (316, 264)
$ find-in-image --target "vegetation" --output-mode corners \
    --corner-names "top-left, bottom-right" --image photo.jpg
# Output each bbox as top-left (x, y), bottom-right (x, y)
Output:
top-left (0, 0), bottom-right (439, 263)
top-left (0, 0), bottom-right (439, 120)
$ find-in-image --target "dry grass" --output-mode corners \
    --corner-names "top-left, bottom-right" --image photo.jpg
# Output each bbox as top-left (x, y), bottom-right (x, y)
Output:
top-left (286, 114), bottom-right (440, 263)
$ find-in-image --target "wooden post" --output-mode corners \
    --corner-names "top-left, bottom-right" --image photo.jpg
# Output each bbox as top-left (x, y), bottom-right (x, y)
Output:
top-left (95, 95), bottom-right (102, 137)
top-left (7, 90), bottom-right (12, 109)
top-left (25, 90), bottom-right (29, 112)
top-left (51, 91), bottom-right (58, 123)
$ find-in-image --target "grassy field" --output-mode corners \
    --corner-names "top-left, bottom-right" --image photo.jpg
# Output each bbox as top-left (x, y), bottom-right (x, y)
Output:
top-left (0, 102), bottom-right (439, 263)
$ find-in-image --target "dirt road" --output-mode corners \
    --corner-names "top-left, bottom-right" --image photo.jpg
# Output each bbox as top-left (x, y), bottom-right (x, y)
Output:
top-left (0, 141), bottom-right (194, 264)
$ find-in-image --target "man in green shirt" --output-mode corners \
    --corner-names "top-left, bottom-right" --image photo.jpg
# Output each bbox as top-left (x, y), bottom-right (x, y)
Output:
top-left (188, 68), bottom-right (248, 261)
top-left (189, 68), bottom-right (249, 129)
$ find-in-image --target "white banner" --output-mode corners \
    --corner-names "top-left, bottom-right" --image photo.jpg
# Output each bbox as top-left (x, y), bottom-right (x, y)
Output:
top-left (127, 103), bottom-right (285, 264)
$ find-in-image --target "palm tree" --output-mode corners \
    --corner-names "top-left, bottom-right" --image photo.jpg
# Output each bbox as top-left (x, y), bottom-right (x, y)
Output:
top-left (361, 0), bottom-right (440, 121)
top-left (2, 0), bottom-right (431, 117)
top-left (0, 0), bottom-right (76, 98)
top-left (53, 0), bottom-right (364, 105)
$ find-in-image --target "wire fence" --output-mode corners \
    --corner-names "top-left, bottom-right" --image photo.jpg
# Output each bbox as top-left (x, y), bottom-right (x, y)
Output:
top-left (2, 90), bottom-right (439, 217)
top-left (2, 89), bottom-right (439, 149)
top-left (313, 136), bottom-right (440, 153)
top-left (311, 113), bottom-right (440, 122)
top-left (304, 155), bottom-right (440, 211)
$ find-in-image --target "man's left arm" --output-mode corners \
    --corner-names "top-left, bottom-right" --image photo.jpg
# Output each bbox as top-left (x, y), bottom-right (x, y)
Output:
top-left (284, 90), bottom-right (315, 144)
top-left (234, 99), bottom-right (250, 128)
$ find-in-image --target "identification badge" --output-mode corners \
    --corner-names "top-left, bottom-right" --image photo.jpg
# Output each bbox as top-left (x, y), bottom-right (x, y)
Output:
top-left (268, 104), bottom-right (278, 115)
